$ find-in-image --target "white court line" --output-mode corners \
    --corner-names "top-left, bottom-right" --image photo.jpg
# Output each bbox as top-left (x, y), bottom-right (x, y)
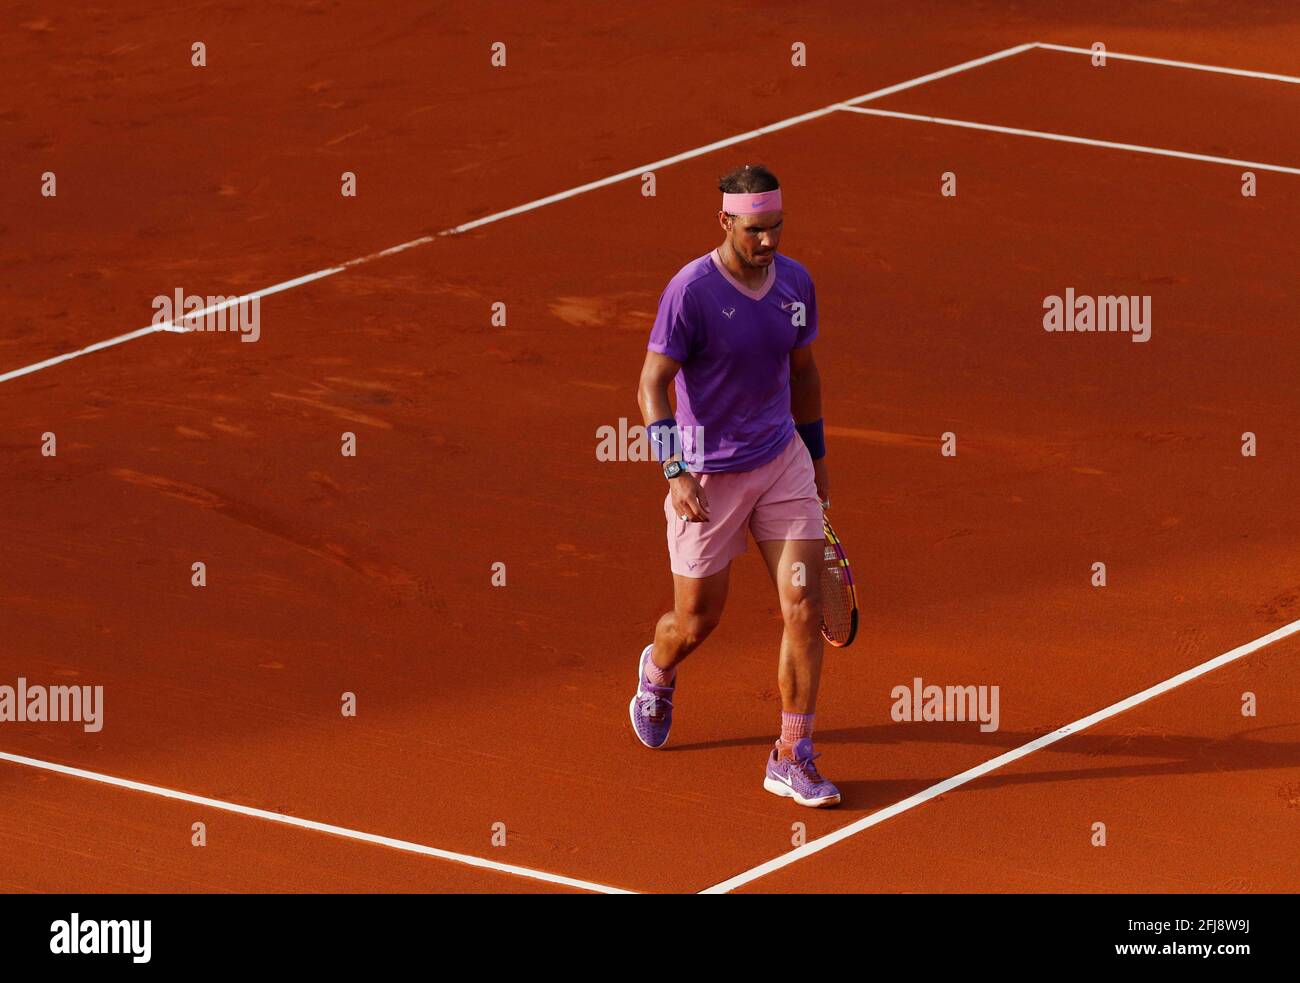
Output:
top-left (0, 43), bottom-right (1034, 385)
top-left (1034, 42), bottom-right (1300, 85)
top-left (837, 105), bottom-right (1300, 175)
top-left (700, 617), bottom-right (1300, 894)
top-left (0, 749), bottom-right (633, 894)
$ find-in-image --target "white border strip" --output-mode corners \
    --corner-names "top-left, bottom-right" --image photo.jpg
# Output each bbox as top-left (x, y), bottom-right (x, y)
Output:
top-left (0, 44), bottom-right (1036, 385)
top-left (700, 617), bottom-right (1300, 894)
top-left (0, 750), bottom-right (633, 894)
top-left (837, 105), bottom-right (1300, 175)
top-left (1034, 42), bottom-right (1300, 85)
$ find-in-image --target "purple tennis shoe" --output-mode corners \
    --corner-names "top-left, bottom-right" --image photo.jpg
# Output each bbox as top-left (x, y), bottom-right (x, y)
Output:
top-left (763, 737), bottom-right (841, 807)
top-left (629, 643), bottom-right (674, 749)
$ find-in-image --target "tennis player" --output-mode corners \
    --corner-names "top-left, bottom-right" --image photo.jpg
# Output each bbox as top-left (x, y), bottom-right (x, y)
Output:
top-left (630, 163), bottom-right (840, 808)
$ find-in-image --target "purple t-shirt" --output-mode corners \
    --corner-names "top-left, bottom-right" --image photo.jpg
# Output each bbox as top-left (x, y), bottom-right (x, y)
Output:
top-left (647, 249), bottom-right (818, 473)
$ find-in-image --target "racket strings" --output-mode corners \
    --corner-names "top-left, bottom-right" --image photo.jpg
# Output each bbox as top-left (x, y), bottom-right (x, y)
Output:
top-left (821, 560), bottom-right (854, 643)
top-left (819, 516), bottom-right (858, 648)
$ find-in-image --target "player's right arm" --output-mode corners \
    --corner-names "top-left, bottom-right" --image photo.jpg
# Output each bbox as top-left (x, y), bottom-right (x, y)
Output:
top-left (637, 351), bottom-right (709, 522)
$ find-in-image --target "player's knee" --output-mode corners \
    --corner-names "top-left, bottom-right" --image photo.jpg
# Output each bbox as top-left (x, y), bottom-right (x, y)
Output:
top-left (781, 592), bottom-right (823, 635)
top-left (678, 611), bottom-right (721, 648)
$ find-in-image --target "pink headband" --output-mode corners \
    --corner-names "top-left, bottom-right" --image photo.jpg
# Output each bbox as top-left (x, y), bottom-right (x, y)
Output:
top-left (722, 189), bottom-right (782, 214)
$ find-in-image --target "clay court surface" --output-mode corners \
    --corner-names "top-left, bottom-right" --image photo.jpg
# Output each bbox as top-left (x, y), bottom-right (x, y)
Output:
top-left (2, 3), bottom-right (1297, 893)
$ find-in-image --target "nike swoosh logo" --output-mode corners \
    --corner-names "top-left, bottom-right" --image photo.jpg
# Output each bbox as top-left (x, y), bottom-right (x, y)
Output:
top-left (772, 770), bottom-right (794, 788)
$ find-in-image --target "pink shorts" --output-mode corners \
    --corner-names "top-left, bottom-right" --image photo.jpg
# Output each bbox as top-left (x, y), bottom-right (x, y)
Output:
top-left (664, 433), bottom-right (823, 578)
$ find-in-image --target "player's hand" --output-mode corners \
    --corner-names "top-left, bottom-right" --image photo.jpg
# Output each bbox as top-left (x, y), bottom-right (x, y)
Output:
top-left (813, 457), bottom-right (830, 509)
top-left (670, 472), bottom-right (710, 522)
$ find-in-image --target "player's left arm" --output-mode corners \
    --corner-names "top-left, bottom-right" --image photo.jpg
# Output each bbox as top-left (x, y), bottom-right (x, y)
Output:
top-left (790, 342), bottom-right (829, 506)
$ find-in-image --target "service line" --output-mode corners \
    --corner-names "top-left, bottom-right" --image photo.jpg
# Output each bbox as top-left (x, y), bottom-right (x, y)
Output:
top-left (837, 104), bottom-right (1300, 175)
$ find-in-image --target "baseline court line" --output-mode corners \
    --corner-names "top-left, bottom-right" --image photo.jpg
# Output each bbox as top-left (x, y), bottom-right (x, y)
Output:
top-left (837, 105), bottom-right (1300, 175)
top-left (700, 617), bottom-right (1300, 894)
top-left (0, 43), bottom-right (1035, 384)
top-left (0, 750), bottom-right (633, 894)
top-left (1034, 42), bottom-right (1300, 85)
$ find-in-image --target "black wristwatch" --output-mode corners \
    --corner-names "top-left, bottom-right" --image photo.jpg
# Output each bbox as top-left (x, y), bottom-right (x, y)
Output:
top-left (663, 460), bottom-right (688, 480)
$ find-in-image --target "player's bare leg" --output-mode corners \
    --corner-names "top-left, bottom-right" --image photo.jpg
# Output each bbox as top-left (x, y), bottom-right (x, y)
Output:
top-left (758, 537), bottom-right (825, 712)
top-left (652, 566), bottom-right (731, 672)
top-left (757, 537), bottom-right (840, 806)
top-left (630, 565), bottom-right (729, 748)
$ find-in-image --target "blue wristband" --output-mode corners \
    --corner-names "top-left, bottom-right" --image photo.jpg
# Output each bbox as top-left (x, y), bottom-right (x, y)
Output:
top-left (796, 418), bottom-right (826, 460)
top-left (649, 417), bottom-right (681, 462)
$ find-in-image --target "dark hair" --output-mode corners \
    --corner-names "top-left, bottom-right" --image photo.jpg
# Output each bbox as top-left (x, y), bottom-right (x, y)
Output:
top-left (717, 163), bottom-right (780, 195)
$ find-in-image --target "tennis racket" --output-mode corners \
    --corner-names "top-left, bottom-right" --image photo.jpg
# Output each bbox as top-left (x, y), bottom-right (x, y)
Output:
top-left (819, 512), bottom-right (858, 647)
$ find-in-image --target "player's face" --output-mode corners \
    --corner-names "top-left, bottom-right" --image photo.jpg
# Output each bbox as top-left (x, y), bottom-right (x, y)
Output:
top-left (724, 211), bottom-right (783, 268)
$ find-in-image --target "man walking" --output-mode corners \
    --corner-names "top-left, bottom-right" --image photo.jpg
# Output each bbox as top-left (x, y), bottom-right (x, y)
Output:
top-left (631, 163), bottom-right (839, 808)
